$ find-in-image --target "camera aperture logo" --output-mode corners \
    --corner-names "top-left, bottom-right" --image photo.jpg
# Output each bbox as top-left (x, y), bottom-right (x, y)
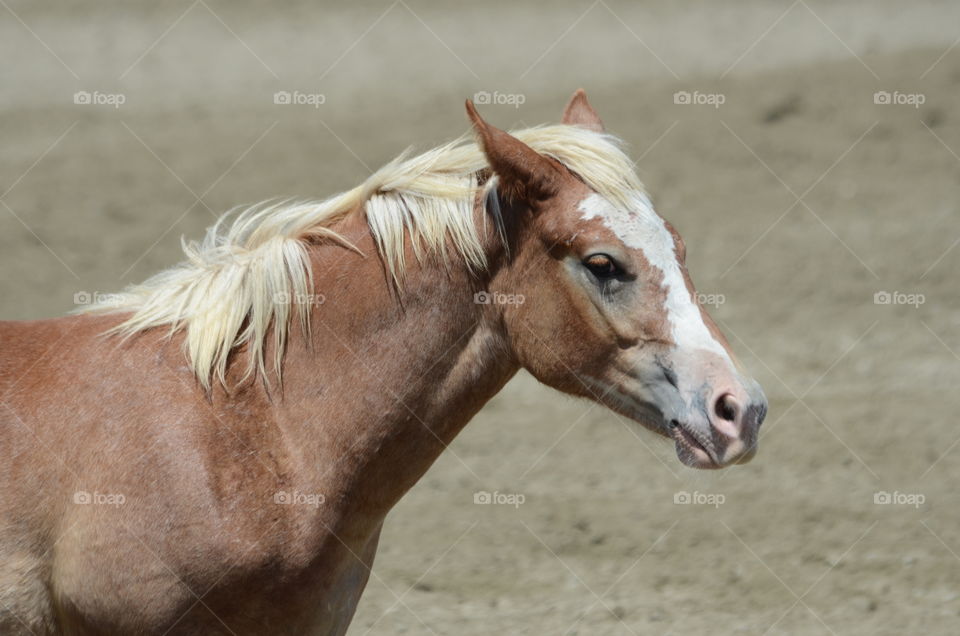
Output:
top-left (874, 490), bottom-right (924, 508)
top-left (273, 490), bottom-right (325, 507)
top-left (474, 291), bottom-right (525, 305)
top-left (673, 490), bottom-right (725, 508)
top-left (73, 491), bottom-right (126, 506)
top-left (73, 90), bottom-right (126, 109)
top-left (473, 91), bottom-right (525, 109)
top-left (473, 490), bottom-right (525, 509)
top-left (673, 90), bottom-right (725, 109)
top-left (873, 290), bottom-right (924, 308)
top-left (273, 90), bottom-right (326, 108)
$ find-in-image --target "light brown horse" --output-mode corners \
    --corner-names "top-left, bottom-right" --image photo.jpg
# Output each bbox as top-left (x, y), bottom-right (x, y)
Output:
top-left (0, 90), bottom-right (766, 635)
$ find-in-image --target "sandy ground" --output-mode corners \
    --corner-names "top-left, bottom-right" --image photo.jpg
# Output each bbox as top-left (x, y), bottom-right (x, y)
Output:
top-left (3, 1), bottom-right (960, 634)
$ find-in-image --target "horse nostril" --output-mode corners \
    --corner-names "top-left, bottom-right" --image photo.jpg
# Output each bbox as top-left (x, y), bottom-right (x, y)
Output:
top-left (714, 394), bottom-right (739, 423)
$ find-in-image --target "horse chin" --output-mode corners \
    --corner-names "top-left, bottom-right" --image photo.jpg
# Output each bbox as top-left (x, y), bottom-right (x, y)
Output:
top-left (670, 422), bottom-right (723, 470)
top-left (594, 392), bottom-right (728, 470)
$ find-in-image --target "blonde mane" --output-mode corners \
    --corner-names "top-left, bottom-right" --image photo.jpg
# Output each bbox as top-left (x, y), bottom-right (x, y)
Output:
top-left (83, 125), bottom-right (644, 388)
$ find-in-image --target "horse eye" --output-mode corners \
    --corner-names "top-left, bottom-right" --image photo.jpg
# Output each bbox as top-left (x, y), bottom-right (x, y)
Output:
top-left (583, 253), bottom-right (621, 279)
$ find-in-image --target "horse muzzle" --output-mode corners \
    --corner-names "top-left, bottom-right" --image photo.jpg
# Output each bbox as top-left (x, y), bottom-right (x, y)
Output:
top-left (669, 380), bottom-right (767, 469)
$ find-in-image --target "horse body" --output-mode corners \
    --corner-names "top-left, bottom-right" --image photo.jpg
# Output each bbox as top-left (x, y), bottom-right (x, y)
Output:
top-left (0, 212), bottom-right (519, 633)
top-left (0, 91), bottom-right (767, 634)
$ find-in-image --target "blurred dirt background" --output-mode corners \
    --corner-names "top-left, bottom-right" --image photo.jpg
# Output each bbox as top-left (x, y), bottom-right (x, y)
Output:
top-left (3, 0), bottom-right (960, 633)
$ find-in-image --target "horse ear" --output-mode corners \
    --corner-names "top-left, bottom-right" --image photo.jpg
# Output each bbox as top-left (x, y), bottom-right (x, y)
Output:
top-left (561, 89), bottom-right (604, 133)
top-left (465, 100), bottom-right (561, 204)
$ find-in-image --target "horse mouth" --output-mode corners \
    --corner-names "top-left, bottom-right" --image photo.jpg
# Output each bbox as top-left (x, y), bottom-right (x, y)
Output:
top-left (670, 421), bottom-right (721, 469)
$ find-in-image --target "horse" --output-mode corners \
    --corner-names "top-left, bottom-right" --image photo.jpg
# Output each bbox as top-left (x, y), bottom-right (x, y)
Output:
top-left (0, 90), bottom-right (767, 635)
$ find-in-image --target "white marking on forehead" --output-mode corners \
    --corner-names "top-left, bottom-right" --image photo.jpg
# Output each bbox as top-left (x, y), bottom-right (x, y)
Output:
top-left (578, 192), bottom-right (731, 361)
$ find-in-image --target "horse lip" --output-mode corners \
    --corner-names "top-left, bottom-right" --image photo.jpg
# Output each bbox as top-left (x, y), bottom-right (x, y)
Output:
top-left (580, 378), bottom-right (722, 467)
top-left (670, 420), bottom-right (722, 468)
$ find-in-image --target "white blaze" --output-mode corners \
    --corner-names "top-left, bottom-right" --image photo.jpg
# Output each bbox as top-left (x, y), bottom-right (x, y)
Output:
top-left (578, 192), bottom-right (731, 362)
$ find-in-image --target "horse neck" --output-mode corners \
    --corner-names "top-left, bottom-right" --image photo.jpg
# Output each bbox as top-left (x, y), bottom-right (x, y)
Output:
top-left (270, 208), bottom-right (517, 514)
